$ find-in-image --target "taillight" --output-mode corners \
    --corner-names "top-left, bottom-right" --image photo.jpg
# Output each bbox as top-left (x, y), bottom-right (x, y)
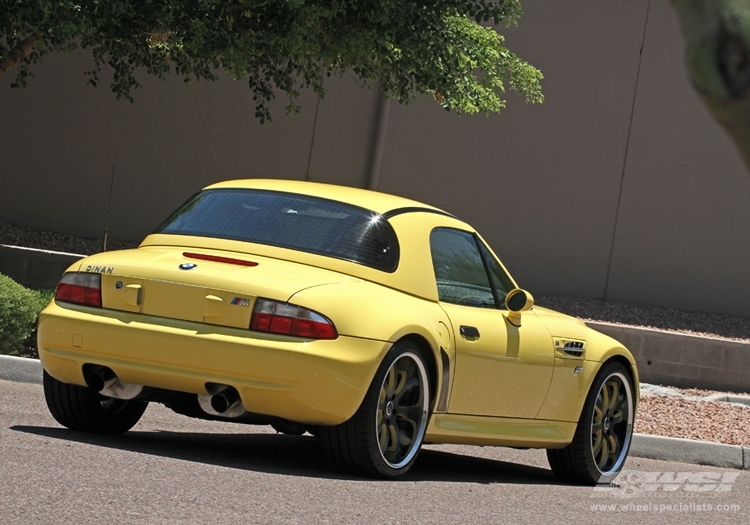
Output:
top-left (55, 273), bottom-right (102, 307)
top-left (250, 299), bottom-right (337, 340)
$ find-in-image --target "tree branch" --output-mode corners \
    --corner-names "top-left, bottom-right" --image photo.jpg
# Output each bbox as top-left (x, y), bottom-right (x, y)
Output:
top-left (0, 36), bottom-right (37, 78)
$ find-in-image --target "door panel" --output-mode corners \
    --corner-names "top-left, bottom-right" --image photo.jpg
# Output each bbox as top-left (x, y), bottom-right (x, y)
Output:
top-left (429, 227), bottom-right (555, 419)
top-left (443, 304), bottom-right (555, 418)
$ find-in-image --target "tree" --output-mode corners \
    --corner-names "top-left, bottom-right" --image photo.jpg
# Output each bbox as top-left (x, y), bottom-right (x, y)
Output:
top-left (672, 0), bottom-right (750, 170)
top-left (0, 0), bottom-right (543, 122)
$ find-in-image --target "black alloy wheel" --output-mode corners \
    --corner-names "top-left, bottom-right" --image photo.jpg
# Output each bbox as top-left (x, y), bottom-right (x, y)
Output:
top-left (320, 340), bottom-right (431, 478)
top-left (547, 361), bottom-right (635, 485)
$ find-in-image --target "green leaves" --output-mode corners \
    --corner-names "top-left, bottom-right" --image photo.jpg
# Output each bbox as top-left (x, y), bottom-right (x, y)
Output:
top-left (0, 273), bottom-right (53, 357)
top-left (1, 0), bottom-right (543, 121)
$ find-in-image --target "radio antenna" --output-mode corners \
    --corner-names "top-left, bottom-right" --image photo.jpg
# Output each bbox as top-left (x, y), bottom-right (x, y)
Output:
top-left (102, 164), bottom-right (115, 252)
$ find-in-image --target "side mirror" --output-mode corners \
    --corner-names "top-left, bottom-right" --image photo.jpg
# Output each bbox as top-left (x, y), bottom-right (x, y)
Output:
top-left (504, 288), bottom-right (534, 327)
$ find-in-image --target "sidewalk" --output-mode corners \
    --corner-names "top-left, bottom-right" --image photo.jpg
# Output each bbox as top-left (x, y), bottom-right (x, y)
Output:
top-left (2, 354), bottom-right (748, 470)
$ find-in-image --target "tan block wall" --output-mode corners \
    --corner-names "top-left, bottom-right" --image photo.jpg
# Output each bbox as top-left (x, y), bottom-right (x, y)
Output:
top-left (589, 322), bottom-right (750, 393)
top-left (2, 0), bottom-right (749, 318)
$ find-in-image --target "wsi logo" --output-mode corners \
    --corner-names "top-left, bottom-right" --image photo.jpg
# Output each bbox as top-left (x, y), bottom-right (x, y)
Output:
top-left (592, 470), bottom-right (741, 498)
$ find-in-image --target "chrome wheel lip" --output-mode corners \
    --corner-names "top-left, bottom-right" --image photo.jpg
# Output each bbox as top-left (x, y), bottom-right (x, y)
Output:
top-left (591, 371), bottom-right (634, 477)
top-left (375, 351), bottom-right (429, 470)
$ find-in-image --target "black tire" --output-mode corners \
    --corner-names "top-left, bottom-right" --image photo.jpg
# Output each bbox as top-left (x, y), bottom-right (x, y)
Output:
top-left (320, 340), bottom-right (431, 478)
top-left (43, 370), bottom-right (147, 435)
top-left (547, 361), bottom-right (635, 486)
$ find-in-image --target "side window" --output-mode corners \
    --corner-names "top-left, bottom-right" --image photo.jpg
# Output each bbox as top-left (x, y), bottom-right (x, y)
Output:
top-left (478, 241), bottom-right (515, 308)
top-left (430, 228), bottom-right (495, 308)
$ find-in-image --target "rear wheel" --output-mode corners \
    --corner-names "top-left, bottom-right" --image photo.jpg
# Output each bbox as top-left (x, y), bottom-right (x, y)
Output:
top-left (43, 370), bottom-right (147, 435)
top-left (320, 341), bottom-right (431, 478)
top-left (547, 361), bottom-right (635, 485)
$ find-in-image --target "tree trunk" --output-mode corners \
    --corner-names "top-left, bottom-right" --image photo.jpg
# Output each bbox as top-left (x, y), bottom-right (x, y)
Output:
top-left (0, 36), bottom-right (37, 78)
top-left (672, 0), bottom-right (750, 171)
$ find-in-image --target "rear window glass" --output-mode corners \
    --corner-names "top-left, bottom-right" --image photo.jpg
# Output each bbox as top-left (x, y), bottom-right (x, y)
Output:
top-left (154, 189), bottom-right (400, 272)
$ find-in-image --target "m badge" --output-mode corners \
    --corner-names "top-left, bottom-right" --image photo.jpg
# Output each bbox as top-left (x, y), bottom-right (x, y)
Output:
top-left (231, 297), bottom-right (250, 307)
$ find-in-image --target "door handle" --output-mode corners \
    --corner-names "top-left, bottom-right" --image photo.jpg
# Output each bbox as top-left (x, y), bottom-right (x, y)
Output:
top-left (460, 325), bottom-right (480, 338)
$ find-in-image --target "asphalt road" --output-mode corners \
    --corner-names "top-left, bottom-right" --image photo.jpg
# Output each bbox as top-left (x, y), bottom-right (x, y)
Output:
top-left (1, 379), bottom-right (748, 525)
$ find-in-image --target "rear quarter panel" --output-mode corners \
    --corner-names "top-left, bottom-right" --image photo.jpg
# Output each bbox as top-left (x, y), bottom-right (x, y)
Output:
top-left (289, 281), bottom-right (453, 408)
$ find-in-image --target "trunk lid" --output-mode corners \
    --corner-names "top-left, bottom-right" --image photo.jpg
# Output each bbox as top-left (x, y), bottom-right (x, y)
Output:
top-left (76, 246), bottom-right (360, 329)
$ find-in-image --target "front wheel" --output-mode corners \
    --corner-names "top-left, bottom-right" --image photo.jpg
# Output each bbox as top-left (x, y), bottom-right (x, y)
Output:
top-left (43, 370), bottom-right (147, 435)
top-left (320, 341), bottom-right (431, 478)
top-left (547, 361), bottom-right (635, 485)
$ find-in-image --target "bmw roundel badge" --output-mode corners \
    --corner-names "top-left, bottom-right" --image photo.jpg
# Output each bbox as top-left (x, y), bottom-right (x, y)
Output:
top-left (179, 263), bottom-right (198, 270)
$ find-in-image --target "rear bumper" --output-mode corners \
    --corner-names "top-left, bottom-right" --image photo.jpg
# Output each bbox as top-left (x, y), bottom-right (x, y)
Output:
top-left (38, 301), bottom-right (390, 425)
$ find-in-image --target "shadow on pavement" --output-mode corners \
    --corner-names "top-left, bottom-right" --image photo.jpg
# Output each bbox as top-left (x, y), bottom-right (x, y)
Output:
top-left (11, 424), bottom-right (561, 486)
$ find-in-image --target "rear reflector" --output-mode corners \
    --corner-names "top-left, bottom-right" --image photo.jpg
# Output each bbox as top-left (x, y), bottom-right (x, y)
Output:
top-left (183, 252), bottom-right (258, 267)
top-left (250, 299), bottom-right (337, 340)
top-left (55, 273), bottom-right (102, 307)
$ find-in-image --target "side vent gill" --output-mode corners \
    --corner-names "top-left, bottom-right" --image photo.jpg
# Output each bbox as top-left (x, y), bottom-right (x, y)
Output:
top-left (553, 338), bottom-right (587, 358)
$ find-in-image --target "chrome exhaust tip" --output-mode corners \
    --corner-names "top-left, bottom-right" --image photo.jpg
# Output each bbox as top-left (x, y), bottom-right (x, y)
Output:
top-left (84, 366), bottom-right (143, 400)
top-left (198, 385), bottom-right (246, 418)
top-left (85, 367), bottom-right (116, 392)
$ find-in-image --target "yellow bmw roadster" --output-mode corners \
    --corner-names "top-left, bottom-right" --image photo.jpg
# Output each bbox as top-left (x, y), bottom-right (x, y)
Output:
top-left (38, 179), bottom-right (638, 484)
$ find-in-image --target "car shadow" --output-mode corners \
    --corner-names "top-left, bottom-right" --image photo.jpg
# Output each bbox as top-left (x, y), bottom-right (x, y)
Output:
top-left (11, 424), bottom-right (562, 486)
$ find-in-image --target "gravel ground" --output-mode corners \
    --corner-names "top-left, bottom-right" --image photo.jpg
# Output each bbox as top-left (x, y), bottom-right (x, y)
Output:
top-left (536, 295), bottom-right (750, 343)
top-left (3, 220), bottom-right (750, 447)
top-left (5, 219), bottom-right (749, 343)
top-left (0, 221), bottom-right (138, 254)
top-left (637, 385), bottom-right (750, 446)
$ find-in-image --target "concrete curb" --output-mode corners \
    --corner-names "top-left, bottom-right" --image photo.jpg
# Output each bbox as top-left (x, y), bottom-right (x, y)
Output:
top-left (0, 354), bottom-right (43, 385)
top-left (630, 434), bottom-right (750, 470)
top-left (2, 355), bottom-right (748, 470)
top-left (704, 393), bottom-right (750, 406)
